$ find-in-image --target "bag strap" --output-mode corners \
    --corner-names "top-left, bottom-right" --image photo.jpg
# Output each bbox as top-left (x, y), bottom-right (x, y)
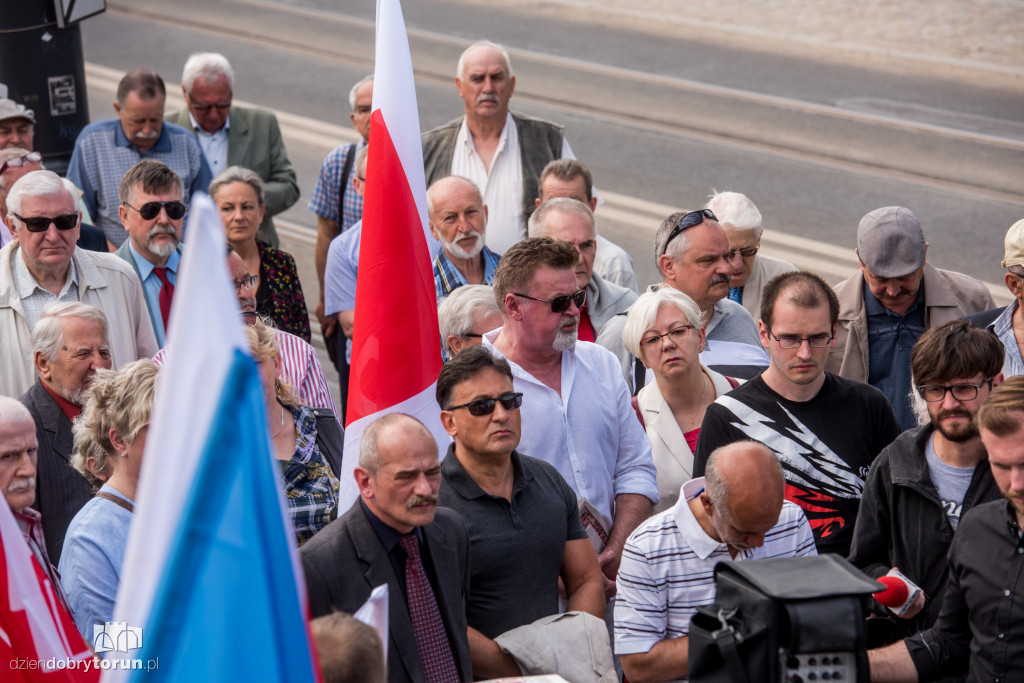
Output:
top-left (632, 357), bottom-right (646, 396)
top-left (711, 608), bottom-right (749, 683)
top-left (95, 491), bottom-right (134, 514)
top-left (336, 142), bottom-right (357, 226)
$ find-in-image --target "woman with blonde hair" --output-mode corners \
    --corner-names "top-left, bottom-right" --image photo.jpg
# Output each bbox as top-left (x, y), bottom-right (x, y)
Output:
top-left (246, 318), bottom-right (343, 545)
top-left (59, 359), bottom-right (158, 640)
top-left (622, 286), bottom-right (741, 512)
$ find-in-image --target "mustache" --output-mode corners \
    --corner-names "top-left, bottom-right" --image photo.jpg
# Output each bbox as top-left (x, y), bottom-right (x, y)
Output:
top-left (133, 130), bottom-right (159, 140)
top-left (476, 93), bottom-right (500, 105)
top-left (877, 288), bottom-right (913, 299)
top-left (709, 274), bottom-right (731, 286)
top-left (937, 409), bottom-right (973, 422)
top-left (7, 477), bottom-right (35, 493)
top-left (407, 494), bottom-right (438, 510)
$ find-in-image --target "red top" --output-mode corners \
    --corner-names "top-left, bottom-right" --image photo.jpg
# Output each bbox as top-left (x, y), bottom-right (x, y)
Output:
top-left (41, 382), bottom-right (81, 421)
top-left (685, 426), bottom-right (700, 455)
top-left (578, 306), bottom-right (596, 343)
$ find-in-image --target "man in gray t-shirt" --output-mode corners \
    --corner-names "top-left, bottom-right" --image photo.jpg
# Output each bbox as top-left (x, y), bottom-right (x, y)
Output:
top-left (849, 320), bottom-right (1005, 637)
top-left (434, 345), bottom-right (607, 679)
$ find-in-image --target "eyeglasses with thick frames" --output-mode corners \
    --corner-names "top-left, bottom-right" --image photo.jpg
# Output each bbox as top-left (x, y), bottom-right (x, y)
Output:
top-left (513, 289), bottom-right (586, 314)
top-left (445, 392), bottom-right (524, 416)
top-left (726, 246), bottom-right (759, 260)
top-left (769, 332), bottom-right (833, 349)
top-left (122, 200), bottom-right (187, 221)
top-left (640, 325), bottom-right (694, 350)
top-left (11, 213), bottom-right (78, 232)
top-left (917, 379), bottom-right (992, 403)
top-left (661, 209), bottom-right (718, 256)
top-left (0, 151), bottom-right (42, 176)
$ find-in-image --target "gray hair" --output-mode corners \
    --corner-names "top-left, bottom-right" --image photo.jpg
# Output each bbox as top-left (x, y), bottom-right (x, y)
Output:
top-left (6, 170), bottom-right (74, 222)
top-left (0, 396), bottom-right (33, 428)
top-left (358, 413), bottom-right (433, 475)
top-left (456, 40), bottom-right (514, 79)
top-left (621, 286), bottom-right (703, 360)
top-left (426, 175), bottom-right (483, 218)
top-left (32, 302), bottom-right (109, 362)
top-left (209, 165), bottom-right (265, 207)
top-left (654, 209), bottom-right (703, 273)
top-left (347, 75), bottom-right (374, 111)
top-left (1007, 264), bottom-right (1024, 279)
top-left (527, 197), bottom-right (596, 239)
top-left (704, 441), bottom-right (784, 512)
top-left (438, 285), bottom-right (501, 357)
top-left (706, 190), bottom-right (763, 236)
top-left (181, 52), bottom-right (235, 94)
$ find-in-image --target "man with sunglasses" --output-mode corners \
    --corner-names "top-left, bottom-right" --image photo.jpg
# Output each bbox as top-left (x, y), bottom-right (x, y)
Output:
top-left (166, 52), bottom-right (299, 248)
top-left (484, 237), bottom-right (658, 600)
top-left (0, 170), bottom-right (157, 399)
top-left (598, 208), bottom-right (767, 392)
top-left (705, 190), bottom-right (796, 323)
top-left (436, 345), bottom-right (607, 679)
top-left (830, 206), bottom-right (993, 432)
top-left (694, 271), bottom-right (900, 557)
top-left (850, 321), bottom-right (1003, 644)
top-left (114, 161), bottom-right (185, 347)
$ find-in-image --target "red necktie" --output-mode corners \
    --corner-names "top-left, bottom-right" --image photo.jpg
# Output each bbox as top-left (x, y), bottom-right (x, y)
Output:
top-left (578, 305), bottom-right (596, 343)
top-left (399, 534), bottom-right (460, 682)
top-left (153, 267), bottom-right (175, 332)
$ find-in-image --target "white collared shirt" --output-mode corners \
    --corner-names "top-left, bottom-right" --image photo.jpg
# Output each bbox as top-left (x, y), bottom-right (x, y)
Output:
top-left (189, 112), bottom-right (230, 175)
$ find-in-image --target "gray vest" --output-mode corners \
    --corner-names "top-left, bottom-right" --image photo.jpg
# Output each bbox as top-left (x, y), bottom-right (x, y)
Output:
top-left (422, 112), bottom-right (564, 222)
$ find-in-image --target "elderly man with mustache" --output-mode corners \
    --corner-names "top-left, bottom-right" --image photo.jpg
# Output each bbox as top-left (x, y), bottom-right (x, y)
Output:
top-left (114, 160), bottom-right (185, 347)
top-left (830, 206), bottom-right (993, 431)
top-left (67, 69), bottom-right (211, 247)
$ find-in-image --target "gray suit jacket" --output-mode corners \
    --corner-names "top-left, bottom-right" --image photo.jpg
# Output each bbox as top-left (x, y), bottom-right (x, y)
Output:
top-left (19, 380), bottom-right (94, 564)
top-left (301, 501), bottom-right (472, 683)
top-left (165, 105), bottom-right (299, 246)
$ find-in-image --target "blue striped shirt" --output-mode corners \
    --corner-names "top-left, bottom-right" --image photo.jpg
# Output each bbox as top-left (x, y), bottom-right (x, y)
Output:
top-left (990, 300), bottom-right (1024, 379)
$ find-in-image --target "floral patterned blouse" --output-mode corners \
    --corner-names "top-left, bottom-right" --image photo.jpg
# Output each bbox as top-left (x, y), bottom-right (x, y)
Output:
top-left (256, 240), bottom-right (311, 342)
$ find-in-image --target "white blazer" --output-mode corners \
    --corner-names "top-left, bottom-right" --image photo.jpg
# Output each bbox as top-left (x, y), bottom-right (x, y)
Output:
top-left (636, 368), bottom-right (740, 513)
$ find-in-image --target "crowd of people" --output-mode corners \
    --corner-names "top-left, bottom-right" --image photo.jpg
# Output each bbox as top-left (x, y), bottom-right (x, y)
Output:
top-left (1, 37), bottom-right (1023, 683)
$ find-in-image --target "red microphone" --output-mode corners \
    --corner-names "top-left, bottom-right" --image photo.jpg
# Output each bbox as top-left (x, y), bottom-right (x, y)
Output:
top-left (873, 570), bottom-right (922, 616)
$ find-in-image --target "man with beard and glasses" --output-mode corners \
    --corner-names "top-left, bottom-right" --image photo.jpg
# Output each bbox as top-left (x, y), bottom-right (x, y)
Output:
top-left (114, 160), bottom-right (185, 346)
top-left (428, 175), bottom-right (501, 303)
top-left (484, 237), bottom-right (658, 600)
top-left (694, 271), bottom-right (900, 557)
top-left (849, 320), bottom-right (1004, 644)
top-left (19, 302), bottom-right (112, 564)
top-left (68, 69), bottom-right (211, 246)
top-left (830, 206), bottom-right (993, 432)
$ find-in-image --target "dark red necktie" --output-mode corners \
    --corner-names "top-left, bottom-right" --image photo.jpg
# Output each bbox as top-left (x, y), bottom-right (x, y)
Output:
top-left (399, 534), bottom-right (459, 682)
top-left (152, 267), bottom-right (175, 332)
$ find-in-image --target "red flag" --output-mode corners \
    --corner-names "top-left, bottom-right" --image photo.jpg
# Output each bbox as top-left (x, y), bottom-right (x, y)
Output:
top-left (339, 0), bottom-right (448, 507)
top-left (0, 503), bottom-right (98, 681)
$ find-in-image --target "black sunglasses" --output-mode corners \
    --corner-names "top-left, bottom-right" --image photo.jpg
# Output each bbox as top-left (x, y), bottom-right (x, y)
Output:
top-left (446, 392), bottom-right (524, 416)
top-left (512, 289), bottom-right (586, 314)
top-left (123, 200), bottom-right (187, 221)
top-left (661, 209), bottom-right (718, 256)
top-left (11, 212), bottom-right (78, 232)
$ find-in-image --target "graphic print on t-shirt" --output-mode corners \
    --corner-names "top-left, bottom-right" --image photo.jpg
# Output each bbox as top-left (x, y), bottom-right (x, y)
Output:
top-left (717, 395), bottom-right (864, 543)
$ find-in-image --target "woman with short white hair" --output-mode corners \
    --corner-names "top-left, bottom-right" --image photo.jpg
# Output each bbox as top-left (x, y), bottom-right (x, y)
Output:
top-left (622, 286), bottom-right (741, 512)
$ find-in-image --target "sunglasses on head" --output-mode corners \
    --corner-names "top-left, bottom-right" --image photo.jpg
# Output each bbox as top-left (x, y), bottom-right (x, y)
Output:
top-left (11, 212), bottom-right (78, 233)
top-left (123, 200), bottom-right (187, 221)
top-left (446, 392), bottom-right (524, 416)
top-left (0, 151), bottom-right (42, 176)
top-left (512, 288), bottom-right (587, 314)
top-left (660, 209), bottom-right (718, 256)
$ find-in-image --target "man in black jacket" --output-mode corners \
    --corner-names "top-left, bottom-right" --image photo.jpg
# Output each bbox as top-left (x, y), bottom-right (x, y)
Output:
top-left (850, 320), bottom-right (1004, 640)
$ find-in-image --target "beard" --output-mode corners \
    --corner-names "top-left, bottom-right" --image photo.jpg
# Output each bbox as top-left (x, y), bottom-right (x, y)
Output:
top-left (443, 232), bottom-right (484, 260)
top-left (553, 316), bottom-right (579, 352)
top-left (932, 409), bottom-right (979, 443)
top-left (146, 223), bottom-right (180, 257)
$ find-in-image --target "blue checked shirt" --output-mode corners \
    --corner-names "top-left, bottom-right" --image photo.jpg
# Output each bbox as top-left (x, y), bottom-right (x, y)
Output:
top-left (990, 300), bottom-right (1024, 379)
top-left (67, 119), bottom-right (212, 246)
top-left (433, 246), bottom-right (501, 303)
top-left (308, 141), bottom-right (365, 232)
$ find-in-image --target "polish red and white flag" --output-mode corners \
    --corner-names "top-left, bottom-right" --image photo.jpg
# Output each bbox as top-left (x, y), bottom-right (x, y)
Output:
top-left (339, 0), bottom-right (446, 506)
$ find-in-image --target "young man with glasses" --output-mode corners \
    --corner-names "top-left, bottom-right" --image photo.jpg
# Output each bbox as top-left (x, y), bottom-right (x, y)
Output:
top-left (0, 170), bottom-right (157, 398)
top-left (114, 160), bottom-right (185, 347)
top-left (484, 237), bottom-right (658, 600)
top-left (693, 271), bottom-right (900, 556)
top-left (435, 345), bottom-right (606, 679)
top-left (849, 320), bottom-right (1004, 642)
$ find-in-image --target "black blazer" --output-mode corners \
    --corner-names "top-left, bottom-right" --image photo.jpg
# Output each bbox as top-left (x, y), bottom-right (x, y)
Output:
top-left (301, 501), bottom-right (472, 683)
top-left (19, 380), bottom-right (95, 564)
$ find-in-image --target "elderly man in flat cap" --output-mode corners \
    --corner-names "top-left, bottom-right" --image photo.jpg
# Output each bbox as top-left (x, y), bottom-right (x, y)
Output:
top-left (829, 206), bottom-right (993, 431)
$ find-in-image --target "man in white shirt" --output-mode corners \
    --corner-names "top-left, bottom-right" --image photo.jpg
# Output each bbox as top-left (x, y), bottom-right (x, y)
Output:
top-left (483, 236), bottom-right (658, 596)
top-left (423, 40), bottom-right (584, 254)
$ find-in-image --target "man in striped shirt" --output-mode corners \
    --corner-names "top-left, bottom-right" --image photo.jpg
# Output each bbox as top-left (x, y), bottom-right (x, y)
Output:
top-left (614, 441), bottom-right (816, 683)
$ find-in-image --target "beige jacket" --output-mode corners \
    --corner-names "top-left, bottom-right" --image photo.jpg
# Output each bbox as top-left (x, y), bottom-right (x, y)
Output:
top-left (741, 253), bottom-right (798, 323)
top-left (828, 263), bottom-right (994, 382)
top-left (636, 367), bottom-right (739, 513)
top-left (0, 243), bottom-right (158, 398)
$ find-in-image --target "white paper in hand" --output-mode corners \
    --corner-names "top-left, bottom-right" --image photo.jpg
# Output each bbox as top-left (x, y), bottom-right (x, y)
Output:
top-left (354, 583), bottom-right (390, 659)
